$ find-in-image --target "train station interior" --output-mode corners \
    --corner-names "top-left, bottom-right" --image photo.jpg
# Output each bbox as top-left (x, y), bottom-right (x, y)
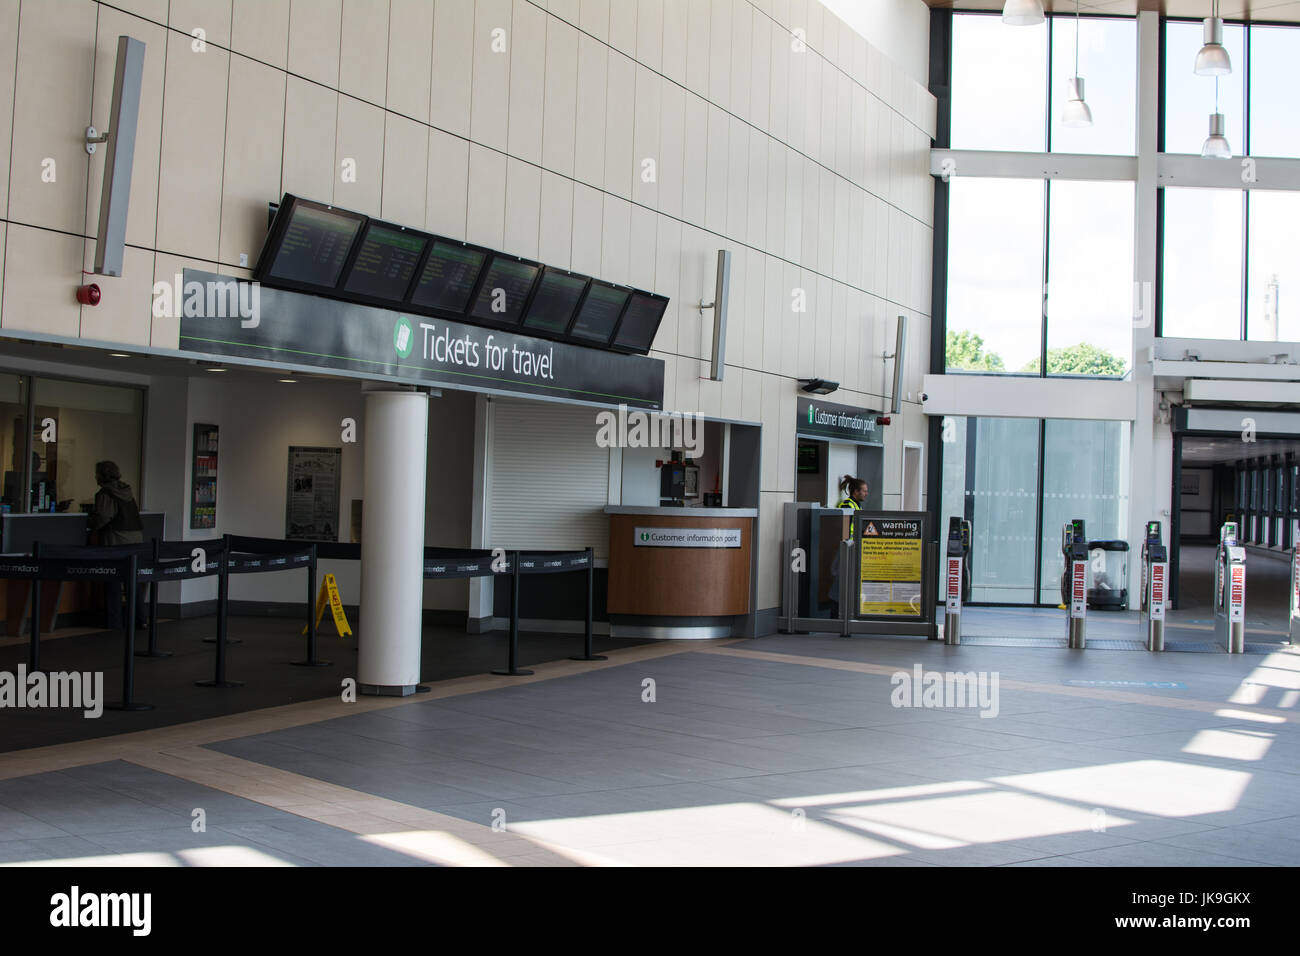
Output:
top-left (0, 0), bottom-right (1297, 875)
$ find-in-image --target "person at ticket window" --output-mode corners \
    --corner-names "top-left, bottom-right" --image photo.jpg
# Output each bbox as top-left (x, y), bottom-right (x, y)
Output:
top-left (89, 460), bottom-right (148, 631)
top-left (836, 475), bottom-right (868, 510)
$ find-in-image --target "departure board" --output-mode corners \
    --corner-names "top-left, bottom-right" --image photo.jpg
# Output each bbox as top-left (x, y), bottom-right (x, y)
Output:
top-left (409, 242), bottom-right (487, 314)
top-left (570, 283), bottom-right (630, 344)
top-left (612, 293), bottom-right (668, 353)
top-left (469, 256), bottom-right (541, 324)
top-left (522, 270), bottom-right (588, 334)
top-left (343, 224), bottom-right (426, 301)
top-left (265, 202), bottom-right (363, 287)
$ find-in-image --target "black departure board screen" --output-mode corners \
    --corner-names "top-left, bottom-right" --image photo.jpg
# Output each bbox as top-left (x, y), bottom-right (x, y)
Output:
top-left (410, 241), bottom-right (487, 314)
top-left (522, 270), bottom-right (588, 334)
top-left (343, 224), bottom-right (427, 301)
top-left (612, 293), bottom-right (668, 353)
top-left (570, 282), bottom-right (630, 344)
top-left (469, 256), bottom-right (541, 325)
top-left (265, 201), bottom-right (363, 288)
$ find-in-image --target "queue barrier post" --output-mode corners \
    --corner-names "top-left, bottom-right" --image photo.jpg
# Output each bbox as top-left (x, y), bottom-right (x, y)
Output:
top-left (492, 550), bottom-right (533, 677)
top-left (197, 534), bottom-right (243, 688)
top-left (108, 551), bottom-right (153, 711)
top-left (569, 547), bottom-right (606, 662)
top-left (138, 538), bottom-right (170, 658)
top-left (291, 544), bottom-right (331, 667)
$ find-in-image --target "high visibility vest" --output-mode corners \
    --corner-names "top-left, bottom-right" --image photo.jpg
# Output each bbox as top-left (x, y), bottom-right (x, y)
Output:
top-left (837, 497), bottom-right (860, 510)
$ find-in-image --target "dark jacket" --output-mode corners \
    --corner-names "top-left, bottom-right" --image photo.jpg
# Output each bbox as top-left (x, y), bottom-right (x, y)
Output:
top-left (90, 480), bottom-right (144, 545)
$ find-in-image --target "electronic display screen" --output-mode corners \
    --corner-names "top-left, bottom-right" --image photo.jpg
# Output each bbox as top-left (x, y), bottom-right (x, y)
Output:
top-left (265, 201), bottom-right (363, 287)
top-left (522, 270), bottom-right (588, 334)
top-left (410, 242), bottom-right (488, 314)
top-left (343, 224), bottom-right (427, 301)
top-left (469, 256), bottom-right (541, 325)
top-left (611, 293), bottom-right (668, 353)
top-left (570, 283), bottom-right (630, 344)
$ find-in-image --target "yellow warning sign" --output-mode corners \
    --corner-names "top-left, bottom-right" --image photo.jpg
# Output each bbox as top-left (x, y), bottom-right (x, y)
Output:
top-left (858, 518), bottom-right (923, 617)
top-left (303, 572), bottom-right (353, 637)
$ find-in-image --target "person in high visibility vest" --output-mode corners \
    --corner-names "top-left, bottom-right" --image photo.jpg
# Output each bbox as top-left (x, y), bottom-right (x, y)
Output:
top-left (836, 475), bottom-right (868, 510)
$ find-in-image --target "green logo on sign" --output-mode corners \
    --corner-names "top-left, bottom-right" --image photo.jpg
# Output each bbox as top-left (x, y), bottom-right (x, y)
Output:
top-left (393, 317), bottom-right (414, 358)
top-left (640, 532), bottom-right (649, 542)
top-left (808, 405), bottom-right (814, 423)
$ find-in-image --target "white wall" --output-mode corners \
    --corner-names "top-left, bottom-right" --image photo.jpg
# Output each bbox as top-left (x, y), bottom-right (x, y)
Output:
top-left (820, 0), bottom-right (931, 86)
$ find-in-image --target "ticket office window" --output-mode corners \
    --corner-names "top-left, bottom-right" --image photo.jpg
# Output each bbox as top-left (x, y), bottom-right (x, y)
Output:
top-left (2, 375), bottom-right (144, 514)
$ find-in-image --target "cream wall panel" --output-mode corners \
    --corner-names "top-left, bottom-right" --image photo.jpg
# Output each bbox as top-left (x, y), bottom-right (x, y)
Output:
top-left (656, 81), bottom-right (684, 220)
top-left (155, 40), bottom-right (228, 260)
top-left (579, 0), bottom-right (610, 43)
top-left (333, 95), bottom-right (384, 216)
top-left (831, 177), bottom-right (849, 283)
top-left (540, 16), bottom-right (578, 178)
top-left (767, 14), bottom-right (789, 145)
top-left (660, 0), bottom-right (687, 86)
top-left (749, 13), bottom-right (771, 133)
top-left (783, 19), bottom-right (805, 156)
top-left (380, 112), bottom-right (429, 226)
top-left (0, 0), bottom-right (16, 217)
top-left (78, 244), bottom-right (154, 345)
top-left (725, 115), bottom-right (749, 241)
top-left (742, 250), bottom-right (764, 370)
top-left (728, 0), bottom-right (751, 125)
top-left (506, 0), bottom-right (546, 166)
top-left (569, 183), bottom-right (603, 276)
top-left (548, 0), bottom-right (579, 23)
top-left (761, 251), bottom-right (782, 372)
top-left (85, 10), bottom-right (167, 249)
top-left (232, 0), bottom-right (289, 69)
top-left (282, 77), bottom-right (338, 202)
top-left (651, 215), bottom-right (680, 353)
top-left (599, 194), bottom-right (630, 286)
top-left (602, 51), bottom-right (635, 200)
top-left (113, 0), bottom-right (169, 24)
top-left (2, 225), bottom-right (83, 337)
top-left (9, 0), bottom-right (97, 234)
top-left (608, 0), bottom-right (637, 58)
top-left (287, 0), bottom-right (341, 87)
top-left (171, 0), bottom-right (232, 49)
top-left (636, 0), bottom-right (663, 73)
top-left (676, 224), bottom-right (709, 360)
top-left (430, 0), bottom-right (473, 136)
top-left (573, 33), bottom-right (607, 188)
top-left (684, 0), bottom-right (710, 97)
top-left (502, 157), bottom-right (540, 260)
top-left (387, 0), bottom-right (434, 121)
top-left (425, 128), bottom-right (469, 239)
top-left (340, 0), bottom-right (389, 105)
top-left (465, 144), bottom-right (506, 250)
top-left (764, 138), bottom-right (785, 256)
top-left (629, 66), bottom-right (661, 211)
top-left (707, 0), bottom-right (731, 112)
top-left (722, 245), bottom-right (745, 371)
top-left (703, 105), bottom-right (728, 236)
top-left (628, 203), bottom-right (655, 291)
top-left (680, 95), bottom-right (707, 227)
top-left (219, 56), bottom-right (285, 267)
top-left (675, 352), bottom-right (700, 415)
top-left (470, 0), bottom-right (512, 153)
top-left (537, 170), bottom-right (573, 270)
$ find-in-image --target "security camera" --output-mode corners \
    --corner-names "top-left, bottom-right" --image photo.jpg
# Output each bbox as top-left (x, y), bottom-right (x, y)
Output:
top-left (920, 392), bottom-right (929, 402)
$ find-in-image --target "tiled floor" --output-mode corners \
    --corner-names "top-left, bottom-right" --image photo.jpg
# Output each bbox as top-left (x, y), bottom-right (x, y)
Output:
top-left (1, 630), bottom-right (1297, 866)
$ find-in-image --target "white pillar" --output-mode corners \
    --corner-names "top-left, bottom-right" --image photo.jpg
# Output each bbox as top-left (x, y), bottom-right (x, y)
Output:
top-left (358, 389), bottom-right (428, 695)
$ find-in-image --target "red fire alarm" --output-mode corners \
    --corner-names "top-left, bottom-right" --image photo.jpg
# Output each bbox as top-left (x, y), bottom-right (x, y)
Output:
top-left (76, 283), bottom-right (101, 306)
top-left (876, 415), bottom-right (891, 426)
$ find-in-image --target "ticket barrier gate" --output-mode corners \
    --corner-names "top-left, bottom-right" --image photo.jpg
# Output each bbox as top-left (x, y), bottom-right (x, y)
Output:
top-left (1291, 544), bottom-right (1300, 646)
top-left (1214, 522), bottom-right (1246, 654)
top-left (943, 517), bottom-right (972, 645)
top-left (1062, 519), bottom-right (1088, 649)
top-left (1139, 520), bottom-right (1168, 651)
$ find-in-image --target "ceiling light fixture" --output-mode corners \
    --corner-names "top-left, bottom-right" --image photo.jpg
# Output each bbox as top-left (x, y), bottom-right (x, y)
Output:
top-left (1202, 78), bottom-right (1232, 158)
top-left (1062, 0), bottom-right (1093, 129)
top-left (1195, 0), bottom-right (1232, 76)
top-left (279, 378), bottom-right (297, 383)
top-left (1002, 0), bottom-right (1045, 27)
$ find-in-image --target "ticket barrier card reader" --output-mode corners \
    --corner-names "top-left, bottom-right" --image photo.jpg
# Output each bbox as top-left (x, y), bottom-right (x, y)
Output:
top-left (1063, 519), bottom-right (1088, 649)
top-left (1139, 520), bottom-right (1167, 652)
top-left (944, 517), bottom-right (972, 645)
top-left (1215, 522), bottom-right (1246, 654)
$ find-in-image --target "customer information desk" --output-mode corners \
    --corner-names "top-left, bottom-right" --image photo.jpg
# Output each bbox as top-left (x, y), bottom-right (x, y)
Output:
top-left (604, 505), bottom-right (757, 639)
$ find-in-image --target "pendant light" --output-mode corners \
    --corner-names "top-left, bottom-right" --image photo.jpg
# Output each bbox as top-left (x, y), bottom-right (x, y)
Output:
top-left (1061, 1), bottom-right (1093, 128)
top-left (1003, 0), bottom-right (1045, 27)
top-left (1195, 0), bottom-right (1232, 76)
top-left (1202, 77), bottom-right (1232, 158)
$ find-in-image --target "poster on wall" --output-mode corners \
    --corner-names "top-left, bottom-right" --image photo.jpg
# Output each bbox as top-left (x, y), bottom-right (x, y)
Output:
top-left (856, 514), bottom-right (924, 617)
top-left (285, 446), bottom-right (342, 541)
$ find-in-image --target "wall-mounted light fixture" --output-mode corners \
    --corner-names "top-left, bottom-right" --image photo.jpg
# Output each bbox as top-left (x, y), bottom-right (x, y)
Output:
top-left (799, 378), bottom-right (839, 395)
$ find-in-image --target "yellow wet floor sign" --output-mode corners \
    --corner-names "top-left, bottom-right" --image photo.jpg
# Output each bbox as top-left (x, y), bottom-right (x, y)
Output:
top-left (304, 572), bottom-right (352, 637)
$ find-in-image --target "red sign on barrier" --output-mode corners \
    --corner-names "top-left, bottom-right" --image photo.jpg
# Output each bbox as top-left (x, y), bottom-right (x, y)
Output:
top-left (1230, 565), bottom-right (1245, 623)
top-left (946, 557), bottom-right (961, 612)
top-left (1070, 560), bottom-right (1087, 619)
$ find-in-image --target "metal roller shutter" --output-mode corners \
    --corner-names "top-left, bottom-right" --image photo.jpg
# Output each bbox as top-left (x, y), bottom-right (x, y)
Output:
top-left (487, 398), bottom-right (611, 559)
